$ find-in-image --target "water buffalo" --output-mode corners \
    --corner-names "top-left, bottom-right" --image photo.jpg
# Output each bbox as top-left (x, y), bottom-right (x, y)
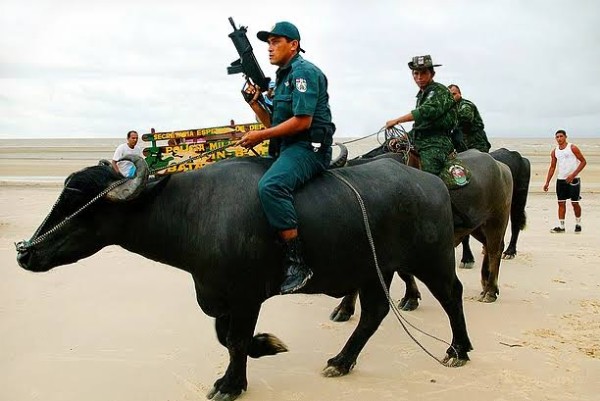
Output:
top-left (16, 155), bottom-right (472, 401)
top-left (330, 148), bottom-right (512, 321)
top-left (460, 148), bottom-right (531, 267)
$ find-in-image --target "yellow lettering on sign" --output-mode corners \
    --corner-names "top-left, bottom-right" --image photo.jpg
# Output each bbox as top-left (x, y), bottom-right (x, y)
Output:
top-left (209, 141), bottom-right (230, 150)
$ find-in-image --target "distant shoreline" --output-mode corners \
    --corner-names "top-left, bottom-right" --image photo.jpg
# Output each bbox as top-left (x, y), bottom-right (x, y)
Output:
top-left (1, 137), bottom-right (598, 192)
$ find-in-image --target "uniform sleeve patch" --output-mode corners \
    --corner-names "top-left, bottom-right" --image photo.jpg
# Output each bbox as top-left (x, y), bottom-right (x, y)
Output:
top-left (295, 78), bottom-right (307, 92)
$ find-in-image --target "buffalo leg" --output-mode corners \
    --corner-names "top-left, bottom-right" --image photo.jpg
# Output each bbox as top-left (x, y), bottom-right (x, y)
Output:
top-left (472, 229), bottom-right (503, 303)
top-left (503, 165), bottom-right (530, 259)
top-left (323, 274), bottom-right (393, 377)
top-left (502, 207), bottom-right (522, 259)
top-left (207, 304), bottom-right (261, 401)
top-left (397, 273), bottom-right (421, 311)
top-left (459, 236), bottom-right (475, 269)
top-left (477, 247), bottom-right (502, 302)
top-left (329, 272), bottom-right (422, 322)
top-left (502, 226), bottom-right (519, 260)
top-left (420, 272), bottom-right (472, 366)
top-left (502, 210), bottom-right (523, 259)
top-left (329, 292), bottom-right (358, 322)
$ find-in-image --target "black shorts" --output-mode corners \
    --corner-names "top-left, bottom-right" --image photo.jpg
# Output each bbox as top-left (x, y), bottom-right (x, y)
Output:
top-left (556, 178), bottom-right (581, 202)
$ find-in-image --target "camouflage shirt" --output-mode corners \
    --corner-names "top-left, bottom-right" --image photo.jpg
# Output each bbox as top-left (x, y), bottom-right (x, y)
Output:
top-left (409, 81), bottom-right (455, 175)
top-left (456, 97), bottom-right (490, 152)
top-left (411, 81), bottom-right (457, 137)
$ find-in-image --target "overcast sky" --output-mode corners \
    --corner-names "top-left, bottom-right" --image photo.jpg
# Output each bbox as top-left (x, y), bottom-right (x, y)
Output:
top-left (1, 0), bottom-right (599, 139)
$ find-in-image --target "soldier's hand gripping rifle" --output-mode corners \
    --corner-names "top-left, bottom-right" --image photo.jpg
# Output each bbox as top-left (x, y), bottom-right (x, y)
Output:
top-left (227, 17), bottom-right (271, 103)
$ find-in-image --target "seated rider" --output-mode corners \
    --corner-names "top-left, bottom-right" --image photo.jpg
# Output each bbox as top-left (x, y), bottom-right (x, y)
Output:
top-left (448, 84), bottom-right (491, 153)
top-left (385, 55), bottom-right (457, 175)
top-left (238, 21), bottom-right (336, 294)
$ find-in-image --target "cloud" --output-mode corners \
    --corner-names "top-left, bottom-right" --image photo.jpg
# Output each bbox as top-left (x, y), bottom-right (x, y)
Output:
top-left (1, 0), bottom-right (599, 138)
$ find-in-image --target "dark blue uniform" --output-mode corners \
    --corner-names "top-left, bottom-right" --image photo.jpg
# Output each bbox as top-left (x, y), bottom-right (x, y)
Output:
top-left (258, 54), bottom-right (335, 231)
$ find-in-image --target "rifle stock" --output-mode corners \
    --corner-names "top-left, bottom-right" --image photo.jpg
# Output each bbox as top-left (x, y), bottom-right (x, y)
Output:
top-left (227, 17), bottom-right (270, 91)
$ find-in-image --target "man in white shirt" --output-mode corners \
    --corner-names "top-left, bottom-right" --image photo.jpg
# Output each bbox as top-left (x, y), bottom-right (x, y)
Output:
top-left (112, 130), bottom-right (143, 178)
top-left (543, 129), bottom-right (587, 233)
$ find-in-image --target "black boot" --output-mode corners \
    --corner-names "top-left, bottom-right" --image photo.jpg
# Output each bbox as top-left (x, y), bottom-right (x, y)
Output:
top-left (280, 237), bottom-right (313, 294)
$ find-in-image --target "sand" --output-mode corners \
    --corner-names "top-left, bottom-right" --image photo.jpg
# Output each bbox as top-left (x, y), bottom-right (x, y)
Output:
top-left (1, 137), bottom-right (599, 401)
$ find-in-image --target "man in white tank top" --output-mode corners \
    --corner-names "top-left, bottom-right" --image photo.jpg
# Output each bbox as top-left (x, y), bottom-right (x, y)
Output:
top-left (543, 130), bottom-right (587, 233)
top-left (112, 130), bottom-right (143, 178)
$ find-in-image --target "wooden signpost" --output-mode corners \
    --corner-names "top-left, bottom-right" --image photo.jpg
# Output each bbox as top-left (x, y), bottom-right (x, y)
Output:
top-left (142, 122), bottom-right (268, 175)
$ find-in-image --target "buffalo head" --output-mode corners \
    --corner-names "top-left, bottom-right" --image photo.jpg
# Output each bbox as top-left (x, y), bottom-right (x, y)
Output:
top-left (16, 155), bottom-right (149, 272)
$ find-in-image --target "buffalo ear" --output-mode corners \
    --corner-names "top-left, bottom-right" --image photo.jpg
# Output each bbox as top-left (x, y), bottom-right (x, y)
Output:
top-left (106, 155), bottom-right (149, 201)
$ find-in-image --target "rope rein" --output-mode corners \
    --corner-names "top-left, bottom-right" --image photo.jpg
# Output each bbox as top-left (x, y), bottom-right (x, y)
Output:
top-left (340, 125), bottom-right (404, 146)
top-left (15, 177), bottom-right (129, 252)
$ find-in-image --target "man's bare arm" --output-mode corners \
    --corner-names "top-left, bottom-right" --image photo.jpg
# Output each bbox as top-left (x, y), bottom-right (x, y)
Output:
top-left (543, 149), bottom-right (557, 191)
top-left (567, 145), bottom-right (587, 182)
top-left (238, 115), bottom-right (312, 148)
top-left (386, 112), bottom-right (414, 129)
top-left (111, 160), bottom-right (122, 176)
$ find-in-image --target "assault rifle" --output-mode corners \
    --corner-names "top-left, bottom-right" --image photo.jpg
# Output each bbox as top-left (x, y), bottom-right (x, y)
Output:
top-left (227, 17), bottom-right (271, 101)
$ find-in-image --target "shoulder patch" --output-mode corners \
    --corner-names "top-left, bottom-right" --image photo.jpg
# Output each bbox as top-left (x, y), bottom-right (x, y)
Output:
top-left (295, 78), bottom-right (307, 93)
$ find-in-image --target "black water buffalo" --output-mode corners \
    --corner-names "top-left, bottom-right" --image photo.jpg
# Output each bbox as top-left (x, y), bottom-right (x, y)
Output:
top-left (330, 149), bottom-right (513, 321)
top-left (459, 148), bottom-right (531, 268)
top-left (17, 155), bottom-right (472, 401)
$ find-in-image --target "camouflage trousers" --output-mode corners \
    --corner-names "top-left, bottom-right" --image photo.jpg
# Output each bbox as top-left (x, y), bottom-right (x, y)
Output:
top-left (414, 135), bottom-right (454, 176)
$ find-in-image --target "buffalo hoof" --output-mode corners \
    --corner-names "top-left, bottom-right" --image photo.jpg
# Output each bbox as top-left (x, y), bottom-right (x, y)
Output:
top-left (398, 297), bottom-right (419, 311)
top-left (322, 360), bottom-right (356, 377)
top-left (207, 375), bottom-right (246, 401)
top-left (502, 252), bottom-right (516, 260)
top-left (207, 387), bottom-right (243, 401)
top-left (248, 333), bottom-right (288, 358)
top-left (478, 292), bottom-right (498, 303)
top-left (459, 261), bottom-right (475, 269)
top-left (442, 353), bottom-right (469, 367)
top-left (329, 306), bottom-right (353, 322)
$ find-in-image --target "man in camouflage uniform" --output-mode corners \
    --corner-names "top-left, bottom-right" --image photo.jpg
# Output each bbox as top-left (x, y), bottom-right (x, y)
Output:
top-left (448, 84), bottom-right (491, 153)
top-left (386, 55), bottom-right (457, 175)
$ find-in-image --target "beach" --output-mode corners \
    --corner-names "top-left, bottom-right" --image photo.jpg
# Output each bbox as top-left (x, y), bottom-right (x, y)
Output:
top-left (1, 136), bottom-right (599, 401)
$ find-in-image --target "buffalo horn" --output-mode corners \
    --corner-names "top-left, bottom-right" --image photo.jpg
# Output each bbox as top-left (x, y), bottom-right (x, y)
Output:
top-left (106, 155), bottom-right (149, 201)
top-left (329, 142), bottom-right (348, 168)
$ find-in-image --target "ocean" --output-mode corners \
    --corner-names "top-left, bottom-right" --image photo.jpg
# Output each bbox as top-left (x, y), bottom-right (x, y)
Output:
top-left (1, 137), bottom-right (599, 191)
